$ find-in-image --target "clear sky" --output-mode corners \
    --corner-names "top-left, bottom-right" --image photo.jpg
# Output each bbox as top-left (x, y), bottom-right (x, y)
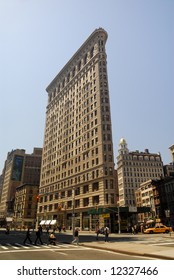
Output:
top-left (0, 0), bottom-right (173, 173)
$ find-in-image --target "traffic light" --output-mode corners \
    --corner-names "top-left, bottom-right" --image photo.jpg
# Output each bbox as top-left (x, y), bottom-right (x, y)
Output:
top-left (36, 195), bottom-right (40, 202)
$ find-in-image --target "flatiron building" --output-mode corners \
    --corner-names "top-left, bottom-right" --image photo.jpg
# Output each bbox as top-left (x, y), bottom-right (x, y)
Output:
top-left (37, 28), bottom-right (116, 230)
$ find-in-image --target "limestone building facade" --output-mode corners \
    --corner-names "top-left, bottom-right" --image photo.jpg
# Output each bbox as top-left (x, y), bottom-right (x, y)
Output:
top-left (37, 28), bottom-right (116, 230)
top-left (117, 138), bottom-right (164, 207)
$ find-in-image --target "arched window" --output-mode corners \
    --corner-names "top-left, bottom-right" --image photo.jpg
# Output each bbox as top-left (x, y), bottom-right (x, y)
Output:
top-left (78, 60), bottom-right (81, 71)
top-left (58, 84), bottom-right (60, 93)
top-left (62, 78), bottom-right (65, 88)
top-left (72, 67), bottom-right (75, 77)
top-left (90, 47), bottom-right (94, 58)
top-left (84, 53), bottom-right (87, 65)
top-left (67, 73), bottom-right (70, 83)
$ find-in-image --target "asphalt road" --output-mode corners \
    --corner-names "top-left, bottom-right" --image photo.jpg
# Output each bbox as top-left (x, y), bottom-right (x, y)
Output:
top-left (0, 229), bottom-right (173, 260)
top-left (0, 244), bottom-right (154, 260)
top-left (0, 229), bottom-right (173, 245)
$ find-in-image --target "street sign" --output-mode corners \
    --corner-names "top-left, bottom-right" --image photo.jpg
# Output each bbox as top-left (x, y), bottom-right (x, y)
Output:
top-left (102, 213), bottom-right (110, 218)
top-left (129, 206), bottom-right (137, 213)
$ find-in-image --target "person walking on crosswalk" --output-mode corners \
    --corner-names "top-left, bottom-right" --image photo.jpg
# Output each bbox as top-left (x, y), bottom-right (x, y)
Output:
top-left (104, 226), bottom-right (109, 242)
top-left (72, 227), bottom-right (80, 245)
top-left (23, 228), bottom-right (32, 245)
top-left (34, 226), bottom-right (43, 245)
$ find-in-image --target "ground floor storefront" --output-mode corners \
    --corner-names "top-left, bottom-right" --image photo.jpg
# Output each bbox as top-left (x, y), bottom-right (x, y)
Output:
top-left (37, 206), bottom-right (151, 233)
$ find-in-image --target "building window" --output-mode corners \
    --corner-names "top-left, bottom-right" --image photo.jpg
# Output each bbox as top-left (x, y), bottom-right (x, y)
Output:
top-left (83, 197), bottom-right (89, 207)
top-left (84, 54), bottom-right (87, 65)
top-left (92, 182), bottom-right (99, 191)
top-left (67, 201), bottom-right (72, 208)
top-left (83, 185), bottom-right (89, 194)
top-left (67, 190), bottom-right (72, 197)
top-left (90, 47), bottom-right (94, 58)
top-left (75, 199), bottom-right (80, 208)
top-left (75, 187), bottom-right (80, 195)
top-left (54, 203), bottom-right (58, 210)
top-left (78, 61), bottom-right (81, 71)
top-left (93, 195), bottom-right (99, 205)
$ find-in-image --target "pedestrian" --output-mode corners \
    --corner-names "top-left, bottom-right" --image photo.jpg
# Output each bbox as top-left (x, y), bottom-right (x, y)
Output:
top-left (5, 225), bottom-right (10, 234)
top-left (23, 228), bottom-right (32, 245)
top-left (134, 224), bottom-right (138, 234)
top-left (58, 225), bottom-right (61, 233)
top-left (35, 227), bottom-right (43, 245)
top-left (96, 227), bottom-right (100, 240)
top-left (46, 226), bottom-right (49, 234)
top-left (38, 225), bottom-right (43, 234)
top-left (131, 225), bottom-right (135, 235)
top-left (72, 227), bottom-right (79, 245)
top-left (49, 232), bottom-right (56, 245)
top-left (104, 226), bottom-right (109, 242)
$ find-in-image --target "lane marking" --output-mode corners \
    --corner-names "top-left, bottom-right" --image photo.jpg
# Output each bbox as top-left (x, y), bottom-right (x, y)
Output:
top-left (57, 252), bottom-right (67, 256)
top-left (0, 246), bottom-right (89, 254)
top-left (150, 242), bottom-right (174, 246)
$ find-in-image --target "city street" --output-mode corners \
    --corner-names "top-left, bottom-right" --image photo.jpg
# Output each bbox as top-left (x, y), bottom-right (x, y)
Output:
top-left (0, 245), bottom-right (154, 260)
top-left (0, 229), bottom-right (174, 260)
top-left (1, 228), bottom-right (174, 245)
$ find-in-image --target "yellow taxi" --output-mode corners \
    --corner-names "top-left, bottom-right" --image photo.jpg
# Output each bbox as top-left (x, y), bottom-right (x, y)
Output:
top-left (144, 224), bottom-right (172, 234)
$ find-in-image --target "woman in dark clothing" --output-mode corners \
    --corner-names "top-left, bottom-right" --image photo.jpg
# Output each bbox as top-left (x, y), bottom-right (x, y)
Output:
top-left (35, 227), bottom-right (43, 245)
top-left (23, 228), bottom-right (32, 245)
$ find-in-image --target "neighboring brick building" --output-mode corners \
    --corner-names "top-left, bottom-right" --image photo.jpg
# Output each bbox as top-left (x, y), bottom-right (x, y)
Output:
top-left (14, 183), bottom-right (39, 229)
top-left (152, 177), bottom-right (174, 226)
top-left (0, 148), bottom-right (42, 224)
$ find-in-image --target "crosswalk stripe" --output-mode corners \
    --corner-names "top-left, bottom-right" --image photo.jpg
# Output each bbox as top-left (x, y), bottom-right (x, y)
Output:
top-left (0, 244), bottom-right (8, 250)
top-left (59, 243), bottom-right (73, 247)
top-left (15, 243), bottom-right (30, 249)
top-left (6, 243), bottom-right (20, 249)
top-left (41, 245), bottom-right (50, 248)
top-left (26, 243), bottom-right (38, 248)
top-left (0, 242), bottom-right (77, 250)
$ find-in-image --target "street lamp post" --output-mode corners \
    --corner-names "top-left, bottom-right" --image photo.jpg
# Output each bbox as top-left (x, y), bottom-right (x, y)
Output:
top-left (118, 204), bottom-right (121, 234)
top-left (72, 187), bottom-right (75, 238)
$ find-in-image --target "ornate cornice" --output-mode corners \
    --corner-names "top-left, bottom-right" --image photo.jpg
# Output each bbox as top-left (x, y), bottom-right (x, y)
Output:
top-left (46, 28), bottom-right (108, 94)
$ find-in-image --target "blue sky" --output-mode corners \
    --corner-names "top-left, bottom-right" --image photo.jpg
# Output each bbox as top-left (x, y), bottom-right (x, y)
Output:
top-left (0, 0), bottom-right (173, 173)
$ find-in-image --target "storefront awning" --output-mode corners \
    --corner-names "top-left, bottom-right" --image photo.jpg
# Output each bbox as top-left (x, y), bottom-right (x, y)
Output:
top-left (50, 220), bottom-right (57, 225)
top-left (40, 220), bottom-right (57, 226)
top-left (40, 220), bottom-right (46, 225)
top-left (6, 217), bottom-right (13, 222)
top-left (45, 220), bottom-right (52, 225)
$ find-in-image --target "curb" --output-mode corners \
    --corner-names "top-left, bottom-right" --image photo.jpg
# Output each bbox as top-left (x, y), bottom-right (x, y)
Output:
top-left (80, 244), bottom-right (174, 260)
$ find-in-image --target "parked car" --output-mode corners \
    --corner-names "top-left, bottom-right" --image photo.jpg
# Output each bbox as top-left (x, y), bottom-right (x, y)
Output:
top-left (144, 225), bottom-right (172, 234)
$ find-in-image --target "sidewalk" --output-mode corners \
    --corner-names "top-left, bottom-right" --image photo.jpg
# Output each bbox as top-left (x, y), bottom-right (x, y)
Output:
top-left (81, 233), bottom-right (174, 260)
